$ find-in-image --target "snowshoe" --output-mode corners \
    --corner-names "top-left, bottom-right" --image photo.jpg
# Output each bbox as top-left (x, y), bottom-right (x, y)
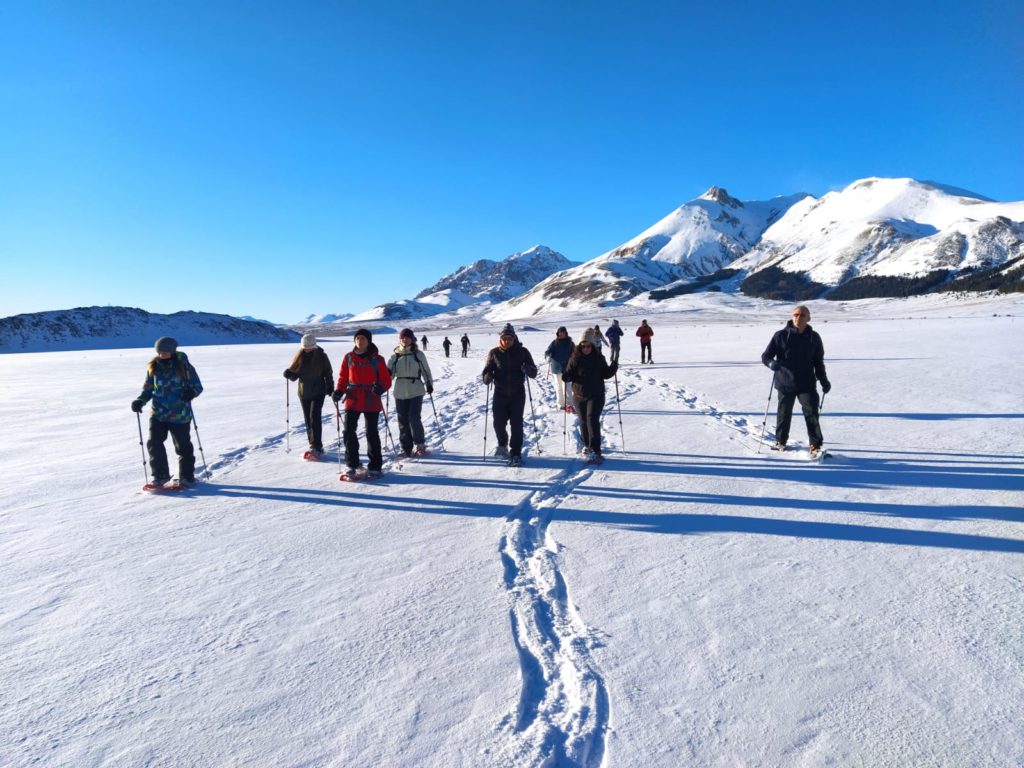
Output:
top-left (771, 441), bottom-right (787, 451)
top-left (494, 445), bottom-right (510, 459)
top-left (303, 448), bottom-right (323, 461)
top-left (507, 455), bottom-right (522, 468)
top-left (143, 479), bottom-right (186, 492)
top-left (413, 444), bottom-right (430, 457)
top-left (339, 466), bottom-right (363, 481)
top-left (585, 453), bottom-right (605, 465)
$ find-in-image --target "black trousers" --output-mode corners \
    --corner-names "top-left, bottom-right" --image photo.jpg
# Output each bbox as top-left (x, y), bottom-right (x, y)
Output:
top-left (775, 390), bottom-right (823, 447)
top-left (492, 390), bottom-right (526, 457)
top-left (395, 395), bottom-right (425, 453)
top-left (343, 409), bottom-right (383, 471)
top-left (574, 395), bottom-right (606, 454)
top-left (609, 345), bottom-right (620, 364)
top-left (461, 347), bottom-right (469, 357)
top-left (640, 340), bottom-right (652, 363)
top-left (300, 396), bottom-right (325, 450)
top-left (148, 417), bottom-right (195, 482)
top-left (444, 347), bottom-right (451, 357)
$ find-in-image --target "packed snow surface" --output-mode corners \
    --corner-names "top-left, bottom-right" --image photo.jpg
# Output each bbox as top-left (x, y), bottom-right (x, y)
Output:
top-left (1, 293), bottom-right (1022, 767)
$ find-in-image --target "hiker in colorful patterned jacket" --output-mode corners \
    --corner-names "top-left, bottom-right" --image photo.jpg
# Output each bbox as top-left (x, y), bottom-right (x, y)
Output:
top-left (388, 328), bottom-right (434, 458)
top-left (562, 327), bottom-right (617, 463)
top-left (332, 328), bottom-right (392, 478)
top-left (283, 332), bottom-right (334, 459)
top-left (131, 337), bottom-right (203, 487)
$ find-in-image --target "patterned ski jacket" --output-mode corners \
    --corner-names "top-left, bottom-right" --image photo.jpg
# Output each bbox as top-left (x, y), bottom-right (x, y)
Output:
top-left (136, 352), bottom-right (203, 424)
top-left (387, 345), bottom-right (433, 400)
top-left (337, 345), bottom-right (392, 412)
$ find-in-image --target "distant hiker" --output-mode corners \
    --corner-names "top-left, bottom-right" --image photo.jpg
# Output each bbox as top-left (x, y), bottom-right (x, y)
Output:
top-left (131, 336), bottom-right (203, 487)
top-left (636, 319), bottom-right (654, 364)
top-left (333, 328), bottom-right (393, 479)
top-left (442, 336), bottom-right (452, 358)
top-left (591, 325), bottom-right (607, 352)
top-left (544, 326), bottom-right (575, 413)
top-left (283, 332), bottom-right (334, 460)
top-left (605, 319), bottom-right (624, 364)
top-left (761, 305), bottom-right (831, 457)
top-left (388, 328), bottom-right (434, 458)
top-left (562, 328), bottom-right (617, 463)
top-left (460, 334), bottom-right (471, 358)
top-left (482, 324), bottom-right (538, 466)
top-left (420, 335), bottom-right (428, 350)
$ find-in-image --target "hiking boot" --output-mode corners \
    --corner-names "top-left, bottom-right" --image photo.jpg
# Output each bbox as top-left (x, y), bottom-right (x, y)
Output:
top-left (341, 466), bottom-right (360, 479)
top-left (366, 469), bottom-right (383, 480)
top-left (414, 443), bottom-right (428, 456)
top-left (771, 441), bottom-right (786, 451)
top-left (809, 445), bottom-right (822, 458)
top-left (507, 454), bottom-right (522, 467)
top-left (494, 445), bottom-right (509, 458)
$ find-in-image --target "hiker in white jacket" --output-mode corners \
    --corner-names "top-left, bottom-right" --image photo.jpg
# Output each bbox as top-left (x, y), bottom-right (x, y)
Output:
top-left (387, 328), bottom-right (435, 457)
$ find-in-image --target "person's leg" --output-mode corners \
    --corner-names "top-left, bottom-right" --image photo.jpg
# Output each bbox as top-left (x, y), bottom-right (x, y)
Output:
top-left (797, 390), bottom-right (823, 447)
top-left (588, 396), bottom-right (605, 454)
top-left (364, 412), bottom-right (383, 471)
top-left (775, 392), bottom-right (796, 445)
top-left (575, 397), bottom-right (591, 449)
top-left (343, 409), bottom-right (361, 468)
top-left (147, 418), bottom-right (171, 482)
top-left (610, 345), bottom-right (619, 364)
top-left (309, 397), bottom-right (325, 451)
top-left (300, 398), bottom-right (315, 447)
top-left (492, 394), bottom-right (510, 448)
top-left (395, 397), bottom-right (413, 454)
top-left (167, 421), bottom-right (196, 480)
top-left (555, 375), bottom-right (566, 409)
top-left (408, 395), bottom-right (426, 447)
top-left (509, 391), bottom-right (526, 457)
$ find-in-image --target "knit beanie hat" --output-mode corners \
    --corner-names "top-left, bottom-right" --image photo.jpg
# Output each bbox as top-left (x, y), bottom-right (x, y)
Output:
top-left (155, 336), bottom-right (177, 354)
top-left (578, 328), bottom-right (595, 344)
top-left (399, 328), bottom-right (415, 343)
top-left (499, 323), bottom-right (516, 338)
top-left (354, 328), bottom-right (373, 343)
top-left (301, 332), bottom-right (317, 349)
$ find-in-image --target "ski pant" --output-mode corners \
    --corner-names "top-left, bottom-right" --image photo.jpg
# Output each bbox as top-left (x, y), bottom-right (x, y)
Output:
top-left (343, 409), bottom-right (383, 471)
top-left (574, 394), bottom-right (605, 455)
top-left (148, 417), bottom-right (195, 482)
top-left (775, 390), bottom-right (823, 447)
top-left (553, 372), bottom-right (571, 410)
top-left (609, 344), bottom-right (620, 364)
top-left (640, 340), bottom-right (652, 363)
top-left (461, 347), bottom-right (469, 357)
top-left (300, 396), bottom-right (326, 451)
top-left (444, 347), bottom-right (451, 357)
top-left (492, 390), bottom-right (526, 457)
top-left (395, 395), bottom-right (425, 453)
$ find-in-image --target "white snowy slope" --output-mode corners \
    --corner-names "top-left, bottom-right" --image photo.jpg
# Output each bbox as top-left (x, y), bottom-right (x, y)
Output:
top-left (0, 306), bottom-right (300, 353)
top-left (733, 177), bottom-right (1024, 286)
top-left (1, 293), bottom-right (1022, 767)
top-left (501, 189), bottom-right (808, 316)
top-left (348, 246), bottom-right (577, 323)
top-left (297, 312), bottom-right (354, 325)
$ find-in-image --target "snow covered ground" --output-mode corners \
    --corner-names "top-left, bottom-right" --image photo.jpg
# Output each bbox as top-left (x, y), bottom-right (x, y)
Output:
top-left (2, 293), bottom-right (1022, 767)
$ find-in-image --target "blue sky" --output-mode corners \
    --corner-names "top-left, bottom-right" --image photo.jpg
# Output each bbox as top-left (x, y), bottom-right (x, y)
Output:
top-left (2, 0), bottom-right (1021, 323)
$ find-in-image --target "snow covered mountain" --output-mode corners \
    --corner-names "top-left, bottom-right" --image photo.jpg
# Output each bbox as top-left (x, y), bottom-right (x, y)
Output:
top-left (297, 312), bottom-right (354, 325)
top-left (735, 178), bottom-right (1024, 300)
top-left (0, 306), bottom-right (301, 353)
top-left (501, 189), bottom-right (807, 315)
top-left (348, 245), bottom-right (576, 322)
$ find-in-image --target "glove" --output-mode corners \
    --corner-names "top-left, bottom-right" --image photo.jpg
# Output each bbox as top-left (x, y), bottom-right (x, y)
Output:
top-left (326, 389), bottom-right (335, 401)
top-left (426, 384), bottom-right (433, 395)
top-left (372, 383), bottom-right (386, 396)
top-left (182, 388), bottom-right (196, 402)
top-left (609, 362), bottom-right (618, 377)
top-left (131, 399), bottom-right (145, 413)
top-left (768, 360), bottom-right (780, 371)
top-left (283, 369), bottom-right (297, 380)
top-left (482, 372), bottom-right (493, 386)
top-left (332, 390), bottom-right (344, 404)
top-left (821, 380), bottom-right (832, 394)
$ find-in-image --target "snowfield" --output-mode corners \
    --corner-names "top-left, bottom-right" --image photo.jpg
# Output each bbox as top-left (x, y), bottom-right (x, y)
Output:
top-left (2, 293), bottom-right (1022, 767)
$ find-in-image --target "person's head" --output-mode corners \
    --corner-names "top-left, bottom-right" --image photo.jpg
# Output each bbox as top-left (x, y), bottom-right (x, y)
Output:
top-left (154, 336), bottom-right (177, 360)
top-left (354, 328), bottom-right (372, 352)
top-left (612, 319), bottom-right (620, 326)
top-left (300, 332), bottom-right (317, 352)
top-left (791, 305), bottom-right (810, 332)
top-left (578, 328), bottom-right (595, 353)
top-left (399, 328), bottom-right (415, 347)
top-left (594, 325), bottom-right (601, 331)
top-left (498, 323), bottom-right (516, 350)
top-left (642, 319), bottom-right (648, 325)
top-left (556, 326), bottom-right (568, 339)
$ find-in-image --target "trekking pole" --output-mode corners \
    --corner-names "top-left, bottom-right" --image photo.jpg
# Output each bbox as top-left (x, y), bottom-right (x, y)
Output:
top-left (135, 411), bottom-right (150, 486)
top-left (820, 392), bottom-right (826, 413)
top-left (428, 391), bottom-right (446, 451)
top-left (382, 391), bottom-right (399, 459)
top-left (757, 372), bottom-right (776, 453)
top-left (334, 399), bottom-right (344, 474)
top-left (563, 392), bottom-right (568, 455)
top-left (483, 383), bottom-right (491, 456)
top-left (190, 406), bottom-right (211, 479)
top-left (614, 369), bottom-right (626, 452)
top-left (525, 375), bottom-right (542, 454)
top-left (285, 379), bottom-right (291, 453)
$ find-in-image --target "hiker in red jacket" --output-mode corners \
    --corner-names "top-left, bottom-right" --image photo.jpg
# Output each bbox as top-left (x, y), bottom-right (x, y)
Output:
top-left (332, 328), bottom-right (392, 478)
top-left (636, 319), bottom-right (654, 364)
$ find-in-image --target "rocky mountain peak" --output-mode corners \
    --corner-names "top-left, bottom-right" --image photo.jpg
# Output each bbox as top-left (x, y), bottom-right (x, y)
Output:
top-left (700, 186), bottom-right (743, 208)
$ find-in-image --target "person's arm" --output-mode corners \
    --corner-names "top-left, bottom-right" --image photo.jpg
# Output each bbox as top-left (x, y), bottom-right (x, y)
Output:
top-left (761, 335), bottom-right (780, 370)
top-left (813, 334), bottom-right (830, 392)
top-left (418, 352), bottom-right (434, 393)
top-left (521, 349), bottom-right (538, 379)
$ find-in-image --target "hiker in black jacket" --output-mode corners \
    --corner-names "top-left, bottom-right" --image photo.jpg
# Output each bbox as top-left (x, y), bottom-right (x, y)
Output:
top-left (482, 324), bottom-right (538, 464)
top-left (761, 304), bottom-right (831, 455)
top-left (562, 328), bottom-right (617, 462)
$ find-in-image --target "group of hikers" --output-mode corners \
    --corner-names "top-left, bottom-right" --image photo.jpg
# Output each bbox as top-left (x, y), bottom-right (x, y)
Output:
top-left (131, 307), bottom-right (830, 486)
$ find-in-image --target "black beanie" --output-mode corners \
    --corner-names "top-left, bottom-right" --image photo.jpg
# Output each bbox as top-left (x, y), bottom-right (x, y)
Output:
top-left (354, 328), bottom-right (373, 343)
top-left (155, 336), bottom-right (178, 353)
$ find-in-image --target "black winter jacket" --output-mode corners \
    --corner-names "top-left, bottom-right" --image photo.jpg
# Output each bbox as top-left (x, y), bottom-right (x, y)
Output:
top-left (482, 341), bottom-right (538, 397)
top-left (761, 321), bottom-right (829, 394)
top-left (563, 348), bottom-right (617, 400)
top-left (285, 348), bottom-right (334, 400)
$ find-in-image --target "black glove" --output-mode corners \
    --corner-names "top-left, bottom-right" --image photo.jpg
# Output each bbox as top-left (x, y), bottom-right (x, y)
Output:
top-left (426, 384), bottom-right (433, 395)
top-left (372, 383), bottom-right (386, 396)
top-left (283, 369), bottom-right (296, 380)
top-left (131, 399), bottom-right (145, 413)
top-left (182, 388), bottom-right (196, 402)
top-left (821, 380), bottom-right (832, 394)
top-left (522, 363), bottom-right (537, 378)
top-left (332, 390), bottom-right (344, 404)
top-left (768, 360), bottom-right (780, 371)
top-left (482, 372), bottom-right (493, 385)
top-left (609, 362), bottom-right (618, 377)
top-left (326, 389), bottom-right (335, 401)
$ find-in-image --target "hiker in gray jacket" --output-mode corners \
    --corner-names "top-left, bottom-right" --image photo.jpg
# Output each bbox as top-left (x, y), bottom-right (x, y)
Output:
top-left (388, 328), bottom-right (435, 457)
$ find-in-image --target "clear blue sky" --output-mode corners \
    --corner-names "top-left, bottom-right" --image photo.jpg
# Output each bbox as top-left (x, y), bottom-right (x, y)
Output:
top-left (2, 0), bottom-right (1021, 323)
